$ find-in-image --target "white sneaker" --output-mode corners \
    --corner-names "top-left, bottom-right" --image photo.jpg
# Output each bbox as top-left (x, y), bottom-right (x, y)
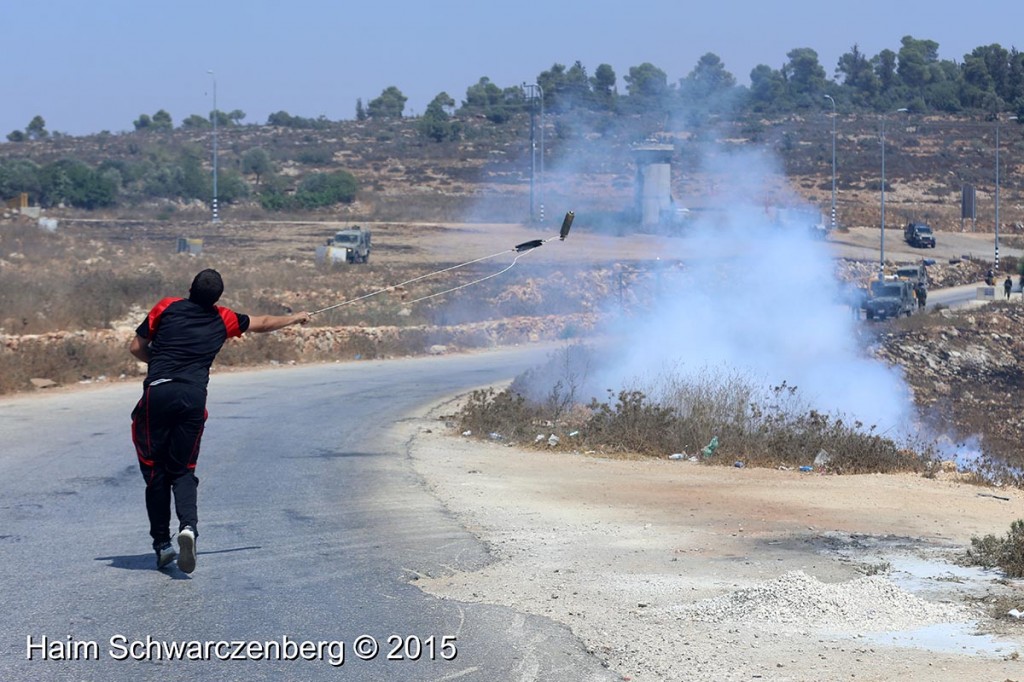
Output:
top-left (177, 527), bottom-right (197, 574)
top-left (156, 542), bottom-right (177, 569)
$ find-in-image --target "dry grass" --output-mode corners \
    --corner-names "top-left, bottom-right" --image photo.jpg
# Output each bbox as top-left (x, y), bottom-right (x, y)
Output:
top-left (0, 218), bottom-right (609, 393)
top-left (457, 343), bottom-right (934, 474)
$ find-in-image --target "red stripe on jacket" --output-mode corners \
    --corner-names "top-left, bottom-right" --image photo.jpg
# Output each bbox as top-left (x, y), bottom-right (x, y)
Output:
top-left (217, 306), bottom-right (243, 338)
top-left (145, 297), bottom-right (182, 337)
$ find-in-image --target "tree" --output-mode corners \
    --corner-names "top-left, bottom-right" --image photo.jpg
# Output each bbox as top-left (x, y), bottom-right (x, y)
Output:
top-left (296, 171), bottom-right (357, 207)
top-left (748, 64), bottom-right (787, 112)
top-left (38, 158), bottom-right (117, 209)
top-left (836, 44), bottom-right (880, 106)
top-left (873, 49), bottom-right (900, 105)
top-left (181, 114), bottom-right (211, 129)
top-left (152, 109), bottom-right (173, 130)
top-left (241, 147), bottom-right (273, 185)
top-left (590, 64), bottom-right (617, 110)
top-left (679, 53), bottom-right (736, 102)
top-left (537, 62), bottom-right (593, 112)
top-left (262, 170), bottom-right (358, 211)
top-left (418, 92), bottom-right (459, 142)
top-left (462, 77), bottom-right (520, 123)
top-left (26, 116), bottom-right (48, 140)
top-left (962, 44), bottom-right (1012, 110)
top-left (0, 158), bottom-right (41, 198)
top-left (464, 77), bottom-right (503, 109)
top-left (266, 111), bottom-right (332, 129)
top-left (624, 62), bottom-right (669, 100)
top-left (897, 36), bottom-right (940, 88)
top-left (355, 98), bottom-right (367, 121)
top-left (135, 110), bottom-right (173, 132)
top-left (210, 110), bottom-right (231, 127)
top-left (367, 86), bottom-right (407, 119)
top-left (783, 48), bottom-right (828, 107)
top-left (227, 109), bottom-right (246, 125)
top-left (6, 130), bottom-right (26, 142)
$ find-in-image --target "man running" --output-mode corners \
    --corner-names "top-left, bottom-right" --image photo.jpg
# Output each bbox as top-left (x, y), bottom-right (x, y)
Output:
top-left (130, 269), bottom-right (310, 573)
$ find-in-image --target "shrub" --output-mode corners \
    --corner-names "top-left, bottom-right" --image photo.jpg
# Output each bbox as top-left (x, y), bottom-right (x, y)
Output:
top-left (455, 346), bottom-right (932, 474)
top-left (967, 520), bottom-right (1024, 578)
top-left (455, 387), bottom-right (544, 441)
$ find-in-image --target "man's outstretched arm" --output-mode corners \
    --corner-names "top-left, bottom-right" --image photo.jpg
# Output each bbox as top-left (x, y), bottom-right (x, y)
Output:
top-left (247, 312), bottom-right (311, 333)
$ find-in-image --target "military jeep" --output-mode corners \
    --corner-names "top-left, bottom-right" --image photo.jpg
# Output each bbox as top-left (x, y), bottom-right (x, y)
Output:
top-left (864, 280), bottom-right (916, 320)
top-left (316, 226), bottom-right (372, 264)
top-left (904, 222), bottom-right (936, 248)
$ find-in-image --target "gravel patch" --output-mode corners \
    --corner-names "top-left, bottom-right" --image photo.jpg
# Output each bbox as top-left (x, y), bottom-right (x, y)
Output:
top-left (674, 570), bottom-right (968, 633)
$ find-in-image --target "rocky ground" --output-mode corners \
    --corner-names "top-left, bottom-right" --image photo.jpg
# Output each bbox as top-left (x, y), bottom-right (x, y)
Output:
top-left (874, 301), bottom-right (1024, 471)
top-left (403, 403), bottom-right (1024, 682)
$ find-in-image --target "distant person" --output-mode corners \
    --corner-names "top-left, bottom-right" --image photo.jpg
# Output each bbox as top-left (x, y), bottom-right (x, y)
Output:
top-left (915, 282), bottom-right (927, 310)
top-left (986, 269), bottom-right (996, 286)
top-left (846, 285), bottom-right (866, 319)
top-left (1005, 276), bottom-right (1013, 299)
top-left (129, 269), bottom-right (310, 573)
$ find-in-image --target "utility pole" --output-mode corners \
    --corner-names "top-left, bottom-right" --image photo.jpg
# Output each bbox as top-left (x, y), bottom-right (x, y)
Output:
top-left (207, 70), bottom-right (219, 223)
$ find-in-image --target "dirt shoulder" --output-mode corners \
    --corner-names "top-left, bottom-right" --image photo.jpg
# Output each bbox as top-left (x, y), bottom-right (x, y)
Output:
top-left (401, 395), bottom-right (1023, 682)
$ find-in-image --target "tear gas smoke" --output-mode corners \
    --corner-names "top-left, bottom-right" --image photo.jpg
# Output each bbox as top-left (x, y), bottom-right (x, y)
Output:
top-left (587, 147), bottom-right (916, 436)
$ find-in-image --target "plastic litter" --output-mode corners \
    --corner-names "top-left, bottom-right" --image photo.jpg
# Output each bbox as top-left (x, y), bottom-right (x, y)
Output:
top-left (734, 461), bottom-right (745, 468)
top-left (668, 453), bottom-right (685, 460)
top-left (799, 465), bottom-right (814, 472)
top-left (547, 434), bottom-right (560, 447)
top-left (701, 436), bottom-right (719, 458)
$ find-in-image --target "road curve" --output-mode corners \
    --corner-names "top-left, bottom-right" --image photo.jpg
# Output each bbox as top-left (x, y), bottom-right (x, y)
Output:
top-left (0, 346), bottom-right (617, 682)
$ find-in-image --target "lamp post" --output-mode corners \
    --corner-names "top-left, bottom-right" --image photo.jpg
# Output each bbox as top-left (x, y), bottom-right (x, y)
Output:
top-left (522, 83), bottom-right (543, 223)
top-left (824, 95), bottom-right (836, 232)
top-left (879, 107), bottom-right (909, 280)
top-left (207, 70), bottom-right (219, 223)
top-left (538, 82), bottom-right (544, 223)
top-left (995, 115), bottom-right (1018, 273)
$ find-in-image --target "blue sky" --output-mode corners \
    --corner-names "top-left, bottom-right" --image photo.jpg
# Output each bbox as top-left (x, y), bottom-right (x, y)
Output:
top-left (5, 0), bottom-right (1019, 137)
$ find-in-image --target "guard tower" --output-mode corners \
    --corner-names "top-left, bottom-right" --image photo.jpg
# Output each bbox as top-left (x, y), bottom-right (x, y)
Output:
top-left (633, 143), bottom-right (674, 227)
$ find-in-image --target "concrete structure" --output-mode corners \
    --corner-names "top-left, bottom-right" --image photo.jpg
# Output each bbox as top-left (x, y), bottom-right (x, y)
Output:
top-left (633, 143), bottom-right (674, 227)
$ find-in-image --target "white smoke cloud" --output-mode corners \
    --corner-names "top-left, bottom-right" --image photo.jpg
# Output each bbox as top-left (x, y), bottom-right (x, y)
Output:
top-left (591, 145), bottom-right (916, 434)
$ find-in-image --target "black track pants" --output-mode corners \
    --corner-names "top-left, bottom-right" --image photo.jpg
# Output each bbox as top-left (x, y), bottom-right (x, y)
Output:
top-left (131, 381), bottom-right (207, 548)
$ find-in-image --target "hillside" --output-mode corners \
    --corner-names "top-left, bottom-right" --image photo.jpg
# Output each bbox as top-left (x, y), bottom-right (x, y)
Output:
top-left (3, 111), bottom-right (1022, 233)
top-left (3, 111), bottom-right (1024, 477)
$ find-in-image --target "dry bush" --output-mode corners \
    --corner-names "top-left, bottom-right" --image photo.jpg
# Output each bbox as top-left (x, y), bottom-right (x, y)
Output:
top-left (967, 520), bottom-right (1024, 578)
top-left (458, 348), bottom-right (934, 474)
top-left (455, 387), bottom-right (545, 442)
top-left (0, 335), bottom-right (137, 393)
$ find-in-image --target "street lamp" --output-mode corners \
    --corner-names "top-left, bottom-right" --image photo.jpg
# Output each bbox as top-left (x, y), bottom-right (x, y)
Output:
top-left (538, 82), bottom-right (544, 223)
top-left (879, 107), bottom-right (909, 280)
top-left (522, 83), bottom-right (544, 223)
top-left (824, 94), bottom-right (837, 232)
top-left (207, 70), bottom-right (219, 223)
top-left (995, 114), bottom-right (1018, 272)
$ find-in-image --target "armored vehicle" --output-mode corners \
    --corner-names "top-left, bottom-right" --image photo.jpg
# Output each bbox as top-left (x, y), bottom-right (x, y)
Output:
top-left (904, 222), bottom-right (936, 248)
top-left (864, 279), bottom-right (916, 320)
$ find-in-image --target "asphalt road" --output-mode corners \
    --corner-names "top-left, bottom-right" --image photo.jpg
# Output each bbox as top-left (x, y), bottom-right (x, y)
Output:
top-left (0, 347), bottom-right (617, 682)
top-left (828, 226), bottom-right (1022, 264)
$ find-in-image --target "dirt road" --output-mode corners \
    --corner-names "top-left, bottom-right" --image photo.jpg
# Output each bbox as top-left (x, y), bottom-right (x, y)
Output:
top-left (403, 397), bottom-right (1023, 682)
